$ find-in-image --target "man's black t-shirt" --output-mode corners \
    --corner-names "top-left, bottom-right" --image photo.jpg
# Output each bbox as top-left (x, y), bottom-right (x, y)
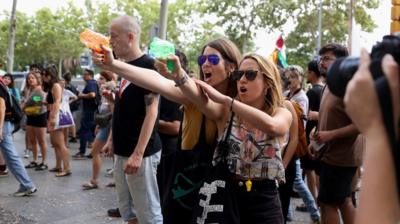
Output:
top-left (159, 96), bottom-right (182, 155)
top-left (305, 84), bottom-right (323, 142)
top-left (112, 54), bottom-right (161, 158)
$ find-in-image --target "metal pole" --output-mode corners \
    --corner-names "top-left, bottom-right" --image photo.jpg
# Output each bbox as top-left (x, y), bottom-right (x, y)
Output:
top-left (159, 0), bottom-right (168, 39)
top-left (7, 0), bottom-right (17, 73)
top-left (316, 0), bottom-right (322, 55)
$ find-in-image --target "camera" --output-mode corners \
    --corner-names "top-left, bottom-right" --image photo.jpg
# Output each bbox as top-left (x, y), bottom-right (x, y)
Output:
top-left (326, 34), bottom-right (400, 98)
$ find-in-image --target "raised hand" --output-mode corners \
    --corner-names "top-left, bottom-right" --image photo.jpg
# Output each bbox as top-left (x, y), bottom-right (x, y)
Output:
top-left (91, 45), bottom-right (114, 69)
top-left (154, 55), bottom-right (187, 82)
top-left (193, 79), bottom-right (231, 105)
top-left (344, 49), bottom-right (400, 135)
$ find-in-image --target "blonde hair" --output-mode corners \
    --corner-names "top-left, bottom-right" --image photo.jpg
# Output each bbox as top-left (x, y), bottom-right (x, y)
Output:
top-left (240, 53), bottom-right (284, 114)
top-left (25, 72), bottom-right (42, 90)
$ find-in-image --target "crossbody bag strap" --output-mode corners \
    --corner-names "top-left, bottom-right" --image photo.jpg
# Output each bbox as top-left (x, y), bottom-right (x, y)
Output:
top-left (223, 112), bottom-right (235, 142)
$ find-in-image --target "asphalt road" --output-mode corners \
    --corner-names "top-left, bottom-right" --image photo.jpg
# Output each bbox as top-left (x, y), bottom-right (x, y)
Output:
top-left (0, 130), bottom-right (312, 224)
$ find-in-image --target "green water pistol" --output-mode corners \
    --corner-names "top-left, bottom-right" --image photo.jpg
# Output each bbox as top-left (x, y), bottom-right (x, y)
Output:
top-left (149, 37), bottom-right (175, 72)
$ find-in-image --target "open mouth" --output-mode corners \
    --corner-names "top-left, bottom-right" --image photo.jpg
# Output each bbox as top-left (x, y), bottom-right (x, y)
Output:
top-left (239, 86), bottom-right (247, 93)
top-left (204, 73), bottom-right (212, 79)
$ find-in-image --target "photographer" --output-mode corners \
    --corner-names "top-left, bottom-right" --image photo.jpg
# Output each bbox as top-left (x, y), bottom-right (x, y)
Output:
top-left (344, 49), bottom-right (400, 223)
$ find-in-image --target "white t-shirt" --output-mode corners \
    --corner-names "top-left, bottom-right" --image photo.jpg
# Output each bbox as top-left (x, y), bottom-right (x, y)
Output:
top-left (62, 89), bottom-right (76, 103)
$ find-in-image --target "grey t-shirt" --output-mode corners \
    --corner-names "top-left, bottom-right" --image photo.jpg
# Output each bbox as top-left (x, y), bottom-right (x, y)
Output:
top-left (24, 88), bottom-right (47, 115)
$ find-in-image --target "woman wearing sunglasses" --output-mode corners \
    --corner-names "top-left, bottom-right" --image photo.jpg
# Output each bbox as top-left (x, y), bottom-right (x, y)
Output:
top-left (184, 54), bottom-right (292, 223)
top-left (92, 38), bottom-right (241, 223)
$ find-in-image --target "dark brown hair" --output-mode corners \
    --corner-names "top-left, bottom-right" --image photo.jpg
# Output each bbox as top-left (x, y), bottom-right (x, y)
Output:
top-left (319, 43), bottom-right (349, 58)
top-left (3, 73), bottom-right (15, 88)
top-left (42, 65), bottom-right (59, 92)
top-left (199, 38), bottom-right (242, 97)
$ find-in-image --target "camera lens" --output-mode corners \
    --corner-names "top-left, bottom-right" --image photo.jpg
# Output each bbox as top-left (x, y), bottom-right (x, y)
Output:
top-left (326, 57), bottom-right (359, 98)
top-left (326, 34), bottom-right (400, 98)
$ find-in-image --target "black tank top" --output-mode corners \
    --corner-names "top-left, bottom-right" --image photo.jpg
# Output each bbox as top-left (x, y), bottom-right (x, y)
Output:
top-left (46, 91), bottom-right (54, 104)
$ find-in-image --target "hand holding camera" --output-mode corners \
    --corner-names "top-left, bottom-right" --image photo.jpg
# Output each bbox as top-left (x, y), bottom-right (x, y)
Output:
top-left (344, 49), bottom-right (399, 137)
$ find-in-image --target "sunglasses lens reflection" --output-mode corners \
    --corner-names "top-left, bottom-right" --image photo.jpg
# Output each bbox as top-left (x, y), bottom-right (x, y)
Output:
top-left (198, 54), bottom-right (220, 66)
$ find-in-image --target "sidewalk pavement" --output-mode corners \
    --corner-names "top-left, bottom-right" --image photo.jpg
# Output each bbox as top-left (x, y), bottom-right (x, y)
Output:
top-left (0, 130), bottom-right (313, 224)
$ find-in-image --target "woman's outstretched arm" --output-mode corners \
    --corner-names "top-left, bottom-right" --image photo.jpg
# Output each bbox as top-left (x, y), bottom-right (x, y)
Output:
top-left (94, 47), bottom-right (226, 121)
top-left (92, 47), bottom-right (190, 105)
top-left (195, 80), bottom-right (292, 137)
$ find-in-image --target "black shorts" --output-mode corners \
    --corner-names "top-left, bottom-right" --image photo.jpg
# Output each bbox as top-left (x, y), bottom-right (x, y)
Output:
top-left (235, 179), bottom-right (283, 224)
top-left (300, 155), bottom-right (320, 171)
top-left (318, 162), bottom-right (357, 205)
top-left (26, 113), bottom-right (47, 128)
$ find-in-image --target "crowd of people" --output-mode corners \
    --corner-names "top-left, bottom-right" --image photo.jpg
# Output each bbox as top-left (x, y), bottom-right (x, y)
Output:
top-left (0, 13), bottom-right (399, 224)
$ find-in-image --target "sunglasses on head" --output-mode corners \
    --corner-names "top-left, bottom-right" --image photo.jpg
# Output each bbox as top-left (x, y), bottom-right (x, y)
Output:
top-left (198, 54), bottom-right (220, 66)
top-left (231, 70), bottom-right (259, 81)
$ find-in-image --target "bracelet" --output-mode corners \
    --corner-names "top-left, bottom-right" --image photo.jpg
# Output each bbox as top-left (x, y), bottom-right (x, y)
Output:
top-left (174, 74), bottom-right (188, 87)
top-left (230, 98), bottom-right (235, 111)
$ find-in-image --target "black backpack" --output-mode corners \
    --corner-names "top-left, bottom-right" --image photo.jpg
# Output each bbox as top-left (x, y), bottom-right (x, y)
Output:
top-left (0, 82), bottom-right (23, 133)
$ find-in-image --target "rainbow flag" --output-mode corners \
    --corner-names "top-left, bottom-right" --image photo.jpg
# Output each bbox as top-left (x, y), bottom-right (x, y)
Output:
top-left (269, 35), bottom-right (288, 68)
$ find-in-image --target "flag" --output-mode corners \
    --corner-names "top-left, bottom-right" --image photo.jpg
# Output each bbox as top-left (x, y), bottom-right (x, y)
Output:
top-left (269, 35), bottom-right (288, 68)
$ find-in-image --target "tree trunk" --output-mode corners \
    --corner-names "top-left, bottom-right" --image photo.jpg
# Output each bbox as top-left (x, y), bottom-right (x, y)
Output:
top-left (158, 0), bottom-right (168, 39)
top-left (7, 0), bottom-right (18, 73)
top-left (58, 58), bottom-right (63, 79)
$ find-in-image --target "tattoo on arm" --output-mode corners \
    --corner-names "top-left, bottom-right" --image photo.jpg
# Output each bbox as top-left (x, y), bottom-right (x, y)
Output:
top-left (144, 93), bottom-right (159, 106)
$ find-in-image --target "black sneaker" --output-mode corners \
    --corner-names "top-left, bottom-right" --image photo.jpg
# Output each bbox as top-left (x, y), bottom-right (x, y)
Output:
top-left (13, 187), bottom-right (37, 197)
top-left (86, 154), bottom-right (93, 159)
top-left (69, 137), bottom-right (77, 143)
top-left (295, 204), bottom-right (308, 212)
top-left (72, 153), bottom-right (86, 160)
top-left (107, 208), bottom-right (121, 218)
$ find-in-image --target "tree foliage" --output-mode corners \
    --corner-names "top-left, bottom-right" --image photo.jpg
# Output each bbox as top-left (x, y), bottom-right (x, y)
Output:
top-left (201, 0), bottom-right (298, 52)
top-left (285, 0), bottom-right (379, 67)
top-left (0, 0), bottom-right (380, 73)
top-left (0, 2), bottom-right (88, 71)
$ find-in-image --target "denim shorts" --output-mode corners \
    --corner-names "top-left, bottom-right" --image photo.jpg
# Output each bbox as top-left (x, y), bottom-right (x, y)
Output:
top-left (95, 126), bottom-right (110, 142)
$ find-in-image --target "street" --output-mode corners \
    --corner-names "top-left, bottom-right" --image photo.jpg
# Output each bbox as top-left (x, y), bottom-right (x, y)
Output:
top-left (0, 130), bottom-right (119, 224)
top-left (0, 130), bottom-right (312, 224)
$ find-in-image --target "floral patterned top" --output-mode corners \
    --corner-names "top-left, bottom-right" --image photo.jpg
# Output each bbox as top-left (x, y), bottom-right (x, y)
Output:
top-left (213, 115), bottom-right (286, 183)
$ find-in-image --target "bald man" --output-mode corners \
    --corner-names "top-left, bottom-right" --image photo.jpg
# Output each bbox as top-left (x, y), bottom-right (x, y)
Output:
top-left (102, 15), bottom-right (163, 224)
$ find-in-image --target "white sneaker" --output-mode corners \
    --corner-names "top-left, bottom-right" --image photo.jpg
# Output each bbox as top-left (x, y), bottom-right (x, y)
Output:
top-left (38, 153), bottom-right (42, 158)
top-left (24, 150), bottom-right (30, 159)
top-left (105, 168), bottom-right (114, 177)
top-left (0, 169), bottom-right (9, 177)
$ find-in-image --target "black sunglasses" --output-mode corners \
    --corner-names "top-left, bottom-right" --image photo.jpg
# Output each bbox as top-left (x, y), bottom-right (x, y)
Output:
top-left (231, 70), bottom-right (259, 81)
top-left (198, 54), bottom-right (220, 66)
